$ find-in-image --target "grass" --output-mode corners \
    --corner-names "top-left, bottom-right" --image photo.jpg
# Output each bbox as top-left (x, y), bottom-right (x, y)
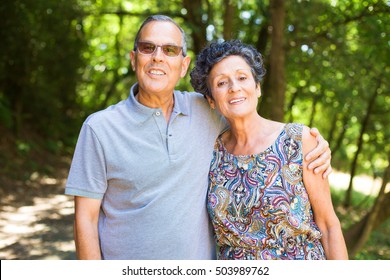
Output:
top-left (331, 186), bottom-right (390, 260)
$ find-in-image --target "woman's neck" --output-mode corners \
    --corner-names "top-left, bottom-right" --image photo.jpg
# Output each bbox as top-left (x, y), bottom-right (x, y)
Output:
top-left (223, 115), bottom-right (284, 156)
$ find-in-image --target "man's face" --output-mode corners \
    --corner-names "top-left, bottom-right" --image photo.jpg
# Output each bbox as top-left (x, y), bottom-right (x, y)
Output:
top-left (130, 21), bottom-right (191, 97)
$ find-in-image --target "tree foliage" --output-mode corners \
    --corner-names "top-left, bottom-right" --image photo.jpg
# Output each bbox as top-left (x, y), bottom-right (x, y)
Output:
top-left (0, 0), bottom-right (85, 145)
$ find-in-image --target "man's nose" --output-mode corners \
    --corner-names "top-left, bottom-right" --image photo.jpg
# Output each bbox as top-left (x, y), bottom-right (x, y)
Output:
top-left (152, 46), bottom-right (165, 61)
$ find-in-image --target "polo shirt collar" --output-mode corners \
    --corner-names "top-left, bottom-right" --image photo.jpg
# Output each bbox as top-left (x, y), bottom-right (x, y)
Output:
top-left (172, 89), bottom-right (189, 116)
top-left (127, 83), bottom-right (189, 123)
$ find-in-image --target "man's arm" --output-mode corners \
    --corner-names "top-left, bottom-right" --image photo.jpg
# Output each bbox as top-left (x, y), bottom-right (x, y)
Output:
top-left (74, 196), bottom-right (102, 260)
top-left (305, 127), bottom-right (332, 179)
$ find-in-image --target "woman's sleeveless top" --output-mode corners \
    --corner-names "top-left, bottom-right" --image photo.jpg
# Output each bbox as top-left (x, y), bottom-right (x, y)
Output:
top-left (207, 123), bottom-right (326, 260)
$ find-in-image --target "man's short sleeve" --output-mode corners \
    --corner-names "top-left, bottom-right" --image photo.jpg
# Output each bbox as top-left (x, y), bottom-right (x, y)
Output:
top-left (65, 123), bottom-right (107, 199)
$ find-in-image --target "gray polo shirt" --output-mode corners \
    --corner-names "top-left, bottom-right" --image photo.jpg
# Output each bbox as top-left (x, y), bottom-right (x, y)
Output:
top-left (65, 83), bottom-right (225, 259)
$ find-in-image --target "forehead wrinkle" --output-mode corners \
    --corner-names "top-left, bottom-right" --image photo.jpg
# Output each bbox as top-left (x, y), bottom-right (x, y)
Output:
top-left (139, 22), bottom-right (183, 47)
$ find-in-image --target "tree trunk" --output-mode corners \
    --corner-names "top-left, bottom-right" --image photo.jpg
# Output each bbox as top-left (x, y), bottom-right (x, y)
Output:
top-left (255, 2), bottom-right (269, 55)
top-left (344, 152), bottom-right (390, 258)
top-left (308, 94), bottom-right (320, 128)
top-left (330, 112), bottom-right (350, 155)
top-left (183, 0), bottom-right (208, 54)
top-left (222, 0), bottom-right (236, 40)
top-left (5, 69), bottom-right (25, 138)
top-left (256, 23), bottom-right (269, 56)
top-left (287, 88), bottom-right (300, 123)
top-left (258, 0), bottom-right (286, 122)
top-left (326, 111), bottom-right (339, 147)
top-left (344, 84), bottom-right (380, 207)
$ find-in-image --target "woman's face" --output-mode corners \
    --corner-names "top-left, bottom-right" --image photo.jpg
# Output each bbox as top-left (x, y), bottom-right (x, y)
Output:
top-left (207, 55), bottom-right (261, 120)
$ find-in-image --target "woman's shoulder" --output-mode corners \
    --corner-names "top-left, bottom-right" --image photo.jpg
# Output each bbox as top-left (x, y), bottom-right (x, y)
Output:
top-left (283, 123), bottom-right (316, 142)
top-left (287, 124), bottom-right (318, 155)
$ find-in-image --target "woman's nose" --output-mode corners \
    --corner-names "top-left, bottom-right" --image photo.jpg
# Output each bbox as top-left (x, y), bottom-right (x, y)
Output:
top-left (229, 80), bottom-right (240, 92)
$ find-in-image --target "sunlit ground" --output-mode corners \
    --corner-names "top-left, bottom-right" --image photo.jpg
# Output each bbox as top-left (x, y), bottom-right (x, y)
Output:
top-left (329, 171), bottom-right (388, 196)
top-left (0, 171), bottom-right (388, 260)
top-left (330, 171), bottom-right (390, 260)
top-left (0, 176), bottom-right (76, 260)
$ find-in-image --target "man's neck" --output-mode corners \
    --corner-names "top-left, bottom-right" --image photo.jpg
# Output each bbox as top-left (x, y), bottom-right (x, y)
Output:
top-left (136, 91), bottom-right (175, 123)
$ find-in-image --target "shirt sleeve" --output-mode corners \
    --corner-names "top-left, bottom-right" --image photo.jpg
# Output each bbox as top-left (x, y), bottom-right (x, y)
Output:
top-left (65, 122), bottom-right (107, 199)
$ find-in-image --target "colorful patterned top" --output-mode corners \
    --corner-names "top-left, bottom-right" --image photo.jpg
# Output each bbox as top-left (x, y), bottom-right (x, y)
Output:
top-left (207, 123), bottom-right (326, 260)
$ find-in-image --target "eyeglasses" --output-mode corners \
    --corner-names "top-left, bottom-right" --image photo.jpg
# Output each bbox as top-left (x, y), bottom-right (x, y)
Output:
top-left (136, 41), bottom-right (184, 57)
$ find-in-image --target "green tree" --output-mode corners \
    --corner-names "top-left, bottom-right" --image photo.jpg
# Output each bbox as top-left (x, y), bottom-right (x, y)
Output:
top-left (0, 0), bottom-right (85, 144)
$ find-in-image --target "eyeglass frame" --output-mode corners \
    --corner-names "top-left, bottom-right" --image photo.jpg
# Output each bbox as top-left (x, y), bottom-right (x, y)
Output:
top-left (135, 41), bottom-right (186, 57)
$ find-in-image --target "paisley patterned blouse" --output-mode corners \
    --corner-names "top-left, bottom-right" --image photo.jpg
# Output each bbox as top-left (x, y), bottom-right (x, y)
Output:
top-left (207, 123), bottom-right (326, 260)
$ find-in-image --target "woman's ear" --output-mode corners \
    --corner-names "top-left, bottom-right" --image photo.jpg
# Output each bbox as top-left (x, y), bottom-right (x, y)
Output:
top-left (206, 95), bottom-right (216, 109)
top-left (256, 84), bottom-right (261, 98)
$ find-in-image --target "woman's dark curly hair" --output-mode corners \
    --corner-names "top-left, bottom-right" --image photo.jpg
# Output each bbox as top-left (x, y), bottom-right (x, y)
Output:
top-left (190, 39), bottom-right (266, 99)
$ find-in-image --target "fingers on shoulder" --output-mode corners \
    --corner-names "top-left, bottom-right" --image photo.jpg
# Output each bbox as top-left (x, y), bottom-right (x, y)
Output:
top-left (309, 126), bottom-right (319, 136)
top-left (302, 125), bottom-right (318, 155)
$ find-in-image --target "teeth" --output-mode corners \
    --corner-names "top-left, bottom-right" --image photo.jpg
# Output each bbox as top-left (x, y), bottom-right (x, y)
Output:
top-left (150, 70), bottom-right (165, 75)
top-left (229, 98), bottom-right (245, 104)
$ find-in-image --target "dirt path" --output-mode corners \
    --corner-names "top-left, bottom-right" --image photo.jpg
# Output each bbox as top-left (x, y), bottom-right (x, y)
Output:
top-left (0, 167), bottom-right (76, 260)
top-left (0, 164), bottom-right (385, 260)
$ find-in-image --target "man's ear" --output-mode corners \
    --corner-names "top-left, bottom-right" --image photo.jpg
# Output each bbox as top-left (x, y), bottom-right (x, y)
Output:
top-left (180, 55), bottom-right (191, 78)
top-left (206, 95), bottom-right (216, 109)
top-left (130, 50), bottom-right (136, 71)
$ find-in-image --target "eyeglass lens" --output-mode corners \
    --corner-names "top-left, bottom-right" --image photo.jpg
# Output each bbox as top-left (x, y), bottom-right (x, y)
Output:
top-left (137, 42), bottom-right (182, 57)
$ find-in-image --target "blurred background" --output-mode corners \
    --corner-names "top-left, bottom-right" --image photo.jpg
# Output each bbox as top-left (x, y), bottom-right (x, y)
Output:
top-left (0, 0), bottom-right (389, 260)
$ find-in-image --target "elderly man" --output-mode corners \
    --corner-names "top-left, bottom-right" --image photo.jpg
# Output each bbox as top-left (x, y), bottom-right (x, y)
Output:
top-left (65, 15), bottom-right (331, 260)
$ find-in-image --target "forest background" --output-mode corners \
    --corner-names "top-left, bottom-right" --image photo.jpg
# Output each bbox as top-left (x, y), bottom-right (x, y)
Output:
top-left (0, 0), bottom-right (389, 260)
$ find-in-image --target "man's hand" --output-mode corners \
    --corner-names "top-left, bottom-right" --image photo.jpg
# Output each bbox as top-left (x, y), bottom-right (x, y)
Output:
top-left (305, 127), bottom-right (332, 179)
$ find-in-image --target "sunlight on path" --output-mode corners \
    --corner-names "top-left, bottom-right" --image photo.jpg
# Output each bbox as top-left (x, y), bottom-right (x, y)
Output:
top-left (0, 170), bottom-right (387, 260)
top-left (329, 171), bottom-right (388, 196)
top-left (0, 192), bottom-right (75, 260)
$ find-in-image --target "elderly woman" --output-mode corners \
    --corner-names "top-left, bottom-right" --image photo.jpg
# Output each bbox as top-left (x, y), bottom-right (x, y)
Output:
top-left (190, 40), bottom-right (348, 260)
